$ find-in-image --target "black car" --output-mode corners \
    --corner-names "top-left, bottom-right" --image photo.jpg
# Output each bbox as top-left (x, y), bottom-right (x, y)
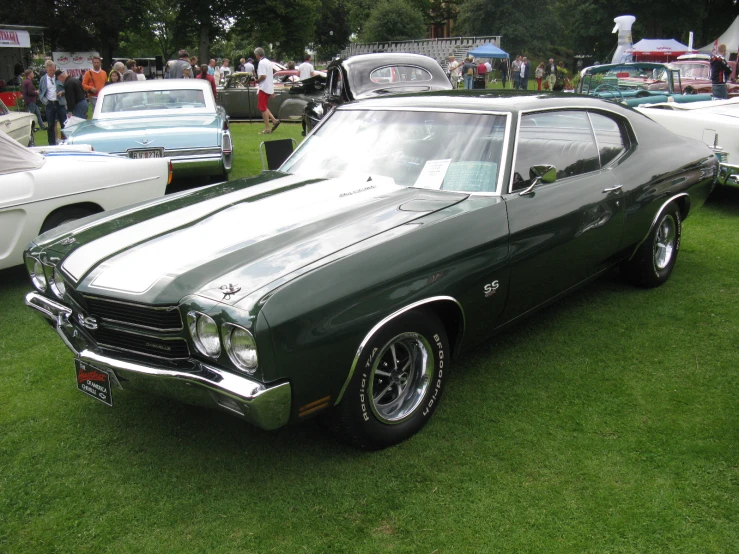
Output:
top-left (302, 53), bottom-right (453, 135)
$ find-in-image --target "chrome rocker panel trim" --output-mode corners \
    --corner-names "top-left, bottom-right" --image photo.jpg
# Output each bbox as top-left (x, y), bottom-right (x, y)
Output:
top-left (334, 295), bottom-right (466, 406)
top-left (25, 292), bottom-right (290, 430)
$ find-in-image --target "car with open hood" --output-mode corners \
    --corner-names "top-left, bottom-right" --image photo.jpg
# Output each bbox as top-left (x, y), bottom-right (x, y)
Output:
top-left (60, 79), bottom-right (232, 180)
top-left (25, 92), bottom-right (716, 449)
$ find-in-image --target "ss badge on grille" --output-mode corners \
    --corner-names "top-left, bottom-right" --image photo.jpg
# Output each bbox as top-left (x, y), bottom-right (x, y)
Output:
top-left (77, 314), bottom-right (99, 330)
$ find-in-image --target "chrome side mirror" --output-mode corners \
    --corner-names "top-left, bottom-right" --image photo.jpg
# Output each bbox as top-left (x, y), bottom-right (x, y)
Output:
top-left (519, 165), bottom-right (557, 195)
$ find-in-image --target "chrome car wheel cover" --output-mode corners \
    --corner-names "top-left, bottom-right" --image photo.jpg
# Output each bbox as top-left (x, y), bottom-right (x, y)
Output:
top-left (369, 332), bottom-right (433, 424)
top-left (654, 214), bottom-right (676, 270)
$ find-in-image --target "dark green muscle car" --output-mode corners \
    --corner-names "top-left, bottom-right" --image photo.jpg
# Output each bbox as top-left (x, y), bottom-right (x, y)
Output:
top-left (25, 93), bottom-right (716, 449)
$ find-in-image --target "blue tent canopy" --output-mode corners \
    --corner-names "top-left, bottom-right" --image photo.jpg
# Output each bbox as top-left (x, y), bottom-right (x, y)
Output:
top-left (467, 43), bottom-right (509, 59)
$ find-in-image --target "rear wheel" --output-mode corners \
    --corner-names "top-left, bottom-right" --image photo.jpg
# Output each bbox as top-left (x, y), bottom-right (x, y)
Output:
top-left (621, 201), bottom-right (682, 288)
top-left (329, 310), bottom-right (449, 450)
top-left (27, 123), bottom-right (35, 147)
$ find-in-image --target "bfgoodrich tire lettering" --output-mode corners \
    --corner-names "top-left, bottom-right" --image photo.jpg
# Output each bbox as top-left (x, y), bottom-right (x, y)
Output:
top-left (331, 310), bottom-right (449, 450)
top-left (621, 201), bottom-right (682, 288)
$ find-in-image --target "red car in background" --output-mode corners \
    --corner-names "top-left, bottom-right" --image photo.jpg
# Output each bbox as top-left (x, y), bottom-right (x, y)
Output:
top-left (669, 54), bottom-right (739, 97)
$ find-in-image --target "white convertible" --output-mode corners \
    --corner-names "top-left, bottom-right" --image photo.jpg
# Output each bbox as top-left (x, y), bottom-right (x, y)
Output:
top-left (0, 98), bottom-right (36, 146)
top-left (636, 98), bottom-right (739, 187)
top-left (0, 131), bottom-right (172, 270)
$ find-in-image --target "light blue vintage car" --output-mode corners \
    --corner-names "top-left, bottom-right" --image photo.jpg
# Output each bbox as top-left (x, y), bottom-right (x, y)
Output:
top-left (62, 79), bottom-right (233, 180)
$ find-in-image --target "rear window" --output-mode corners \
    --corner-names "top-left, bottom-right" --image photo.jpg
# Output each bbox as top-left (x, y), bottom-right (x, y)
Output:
top-left (101, 89), bottom-right (207, 113)
top-left (370, 66), bottom-right (433, 84)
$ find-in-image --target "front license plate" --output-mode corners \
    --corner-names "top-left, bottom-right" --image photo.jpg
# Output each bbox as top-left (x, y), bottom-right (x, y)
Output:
top-left (75, 360), bottom-right (113, 406)
top-left (129, 149), bottom-right (162, 159)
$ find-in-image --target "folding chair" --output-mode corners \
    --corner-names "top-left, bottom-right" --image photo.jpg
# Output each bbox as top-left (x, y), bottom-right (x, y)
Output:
top-left (260, 138), bottom-right (297, 171)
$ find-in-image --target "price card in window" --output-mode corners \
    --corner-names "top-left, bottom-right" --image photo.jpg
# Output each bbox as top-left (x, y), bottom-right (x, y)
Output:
top-left (414, 159), bottom-right (452, 190)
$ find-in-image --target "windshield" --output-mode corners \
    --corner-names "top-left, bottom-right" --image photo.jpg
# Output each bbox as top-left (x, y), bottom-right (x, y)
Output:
top-left (281, 109), bottom-right (507, 194)
top-left (581, 66), bottom-right (670, 94)
top-left (101, 89), bottom-right (207, 113)
top-left (669, 62), bottom-right (710, 80)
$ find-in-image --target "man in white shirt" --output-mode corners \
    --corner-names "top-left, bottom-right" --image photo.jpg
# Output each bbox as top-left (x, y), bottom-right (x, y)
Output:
top-left (255, 47), bottom-right (279, 134)
top-left (298, 55), bottom-right (316, 80)
top-left (38, 60), bottom-right (67, 145)
top-left (219, 58), bottom-right (232, 84)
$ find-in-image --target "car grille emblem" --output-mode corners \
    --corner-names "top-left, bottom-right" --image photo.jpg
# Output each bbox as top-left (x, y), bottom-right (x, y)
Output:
top-left (77, 314), bottom-right (98, 330)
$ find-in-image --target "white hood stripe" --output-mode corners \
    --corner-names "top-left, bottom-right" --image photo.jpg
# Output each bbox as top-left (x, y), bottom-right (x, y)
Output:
top-left (85, 178), bottom-right (402, 294)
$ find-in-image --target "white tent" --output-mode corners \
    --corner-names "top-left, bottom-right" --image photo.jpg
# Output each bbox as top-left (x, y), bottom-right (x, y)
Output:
top-left (699, 16), bottom-right (739, 53)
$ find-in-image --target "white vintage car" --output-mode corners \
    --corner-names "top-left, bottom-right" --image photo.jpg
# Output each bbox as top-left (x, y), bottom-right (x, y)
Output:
top-left (636, 98), bottom-right (739, 187)
top-left (0, 131), bottom-right (172, 270)
top-left (0, 97), bottom-right (37, 146)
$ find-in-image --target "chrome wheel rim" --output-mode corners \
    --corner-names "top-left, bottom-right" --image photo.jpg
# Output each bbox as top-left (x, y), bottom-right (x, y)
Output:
top-left (654, 214), bottom-right (677, 270)
top-left (369, 332), bottom-right (433, 424)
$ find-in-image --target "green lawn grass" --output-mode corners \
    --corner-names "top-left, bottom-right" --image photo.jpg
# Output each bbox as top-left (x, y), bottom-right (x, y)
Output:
top-left (2, 119), bottom-right (738, 552)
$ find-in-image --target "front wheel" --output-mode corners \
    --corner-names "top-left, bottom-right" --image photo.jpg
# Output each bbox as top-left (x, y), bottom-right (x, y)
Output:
top-left (621, 201), bottom-right (682, 288)
top-left (329, 310), bottom-right (449, 450)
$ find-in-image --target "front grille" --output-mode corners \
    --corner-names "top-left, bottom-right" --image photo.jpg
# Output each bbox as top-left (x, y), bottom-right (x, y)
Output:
top-left (95, 327), bottom-right (190, 360)
top-left (84, 296), bottom-right (182, 331)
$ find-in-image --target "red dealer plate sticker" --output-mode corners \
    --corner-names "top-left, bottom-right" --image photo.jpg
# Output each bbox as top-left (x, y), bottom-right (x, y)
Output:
top-left (75, 360), bottom-right (113, 407)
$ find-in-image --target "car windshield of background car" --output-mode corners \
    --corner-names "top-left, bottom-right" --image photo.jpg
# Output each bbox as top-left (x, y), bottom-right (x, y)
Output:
top-left (281, 109), bottom-right (507, 193)
top-left (670, 63), bottom-right (710, 80)
top-left (101, 89), bottom-right (207, 114)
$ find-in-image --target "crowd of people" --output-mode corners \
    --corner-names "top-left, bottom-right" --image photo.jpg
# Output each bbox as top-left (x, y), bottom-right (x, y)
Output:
top-left (446, 54), bottom-right (571, 91)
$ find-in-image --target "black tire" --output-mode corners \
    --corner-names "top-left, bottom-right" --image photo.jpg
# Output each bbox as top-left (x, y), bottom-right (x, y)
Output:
top-left (27, 124), bottom-right (35, 147)
top-left (40, 206), bottom-right (97, 234)
top-left (329, 310), bottom-right (449, 450)
top-left (621, 201), bottom-right (682, 288)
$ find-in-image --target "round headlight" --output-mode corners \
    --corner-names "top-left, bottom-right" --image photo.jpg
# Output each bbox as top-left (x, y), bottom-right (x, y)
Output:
top-left (225, 325), bottom-right (258, 372)
top-left (25, 256), bottom-right (47, 292)
top-left (188, 312), bottom-right (221, 358)
top-left (50, 267), bottom-right (66, 299)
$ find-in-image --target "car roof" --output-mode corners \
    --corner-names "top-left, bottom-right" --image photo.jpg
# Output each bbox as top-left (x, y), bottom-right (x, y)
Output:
top-left (336, 91), bottom-right (634, 116)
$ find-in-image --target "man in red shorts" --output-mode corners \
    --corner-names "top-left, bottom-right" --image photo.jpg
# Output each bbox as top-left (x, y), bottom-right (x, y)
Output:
top-left (254, 47), bottom-right (279, 134)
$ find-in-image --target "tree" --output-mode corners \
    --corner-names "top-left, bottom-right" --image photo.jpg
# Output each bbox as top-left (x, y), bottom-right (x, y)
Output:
top-left (313, 0), bottom-right (352, 60)
top-left (363, 0), bottom-right (426, 43)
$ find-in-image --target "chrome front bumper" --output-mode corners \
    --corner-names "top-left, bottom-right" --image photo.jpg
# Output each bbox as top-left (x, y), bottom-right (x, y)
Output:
top-left (25, 292), bottom-right (290, 430)
top-left (718, 163), bottom-right (739, 187)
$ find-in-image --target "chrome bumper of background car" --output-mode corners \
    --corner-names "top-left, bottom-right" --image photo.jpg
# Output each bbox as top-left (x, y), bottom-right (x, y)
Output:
top-left (25, 292), bottom-right (291, 430)
top-left (718, 163), bottom-right (739, 187)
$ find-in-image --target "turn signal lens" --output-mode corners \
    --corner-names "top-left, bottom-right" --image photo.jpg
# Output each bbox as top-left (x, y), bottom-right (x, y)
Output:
top-left (188, 312), bottom-right (221, 358)
top-left (224, 324), bottom-right (258, 372)
top-left (25, 255), bottom-right (47, 292)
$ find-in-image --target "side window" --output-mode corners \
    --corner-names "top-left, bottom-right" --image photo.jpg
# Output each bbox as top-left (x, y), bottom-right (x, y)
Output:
top-left (512, 111), bottom-right (599, 190)
top-left (589, 112), bottom-right (627, 166)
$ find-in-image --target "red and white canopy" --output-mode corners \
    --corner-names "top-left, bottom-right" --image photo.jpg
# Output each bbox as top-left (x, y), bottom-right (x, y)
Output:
top-left (628, 39), bottom-right (693, 61)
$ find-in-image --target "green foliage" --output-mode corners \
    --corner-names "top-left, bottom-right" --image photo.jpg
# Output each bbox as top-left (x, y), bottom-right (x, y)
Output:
top-left (313, 0), bottom-right (352, 60)
top-left (363, 0), bottom-right (427, 43)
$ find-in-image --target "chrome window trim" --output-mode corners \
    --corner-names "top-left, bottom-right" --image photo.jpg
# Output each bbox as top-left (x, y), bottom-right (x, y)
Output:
top-left (507, 106), bottom-right (638, 194)
top-left (629, 192), bottom-right (689, 260)
top-left (334, 295), bottom-right (466, 406)
top-left (586, 111), bottom-right (630, 170)
top-left (291, 107), bottom-right (511, 196)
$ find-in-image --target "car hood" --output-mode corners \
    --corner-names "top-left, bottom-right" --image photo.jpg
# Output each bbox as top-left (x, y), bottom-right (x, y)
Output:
top-left (54, 174), bottom-right (467, 306)
top-left (64, 115), bottom-right (221, 151)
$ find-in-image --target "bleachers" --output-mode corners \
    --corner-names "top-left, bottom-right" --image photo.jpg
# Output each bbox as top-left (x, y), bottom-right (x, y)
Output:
top-left (339, 36), bottom-right (503, 67)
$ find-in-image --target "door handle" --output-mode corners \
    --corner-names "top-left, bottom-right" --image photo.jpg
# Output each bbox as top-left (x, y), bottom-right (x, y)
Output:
top-left (602, 184), bottom-right (623, 193)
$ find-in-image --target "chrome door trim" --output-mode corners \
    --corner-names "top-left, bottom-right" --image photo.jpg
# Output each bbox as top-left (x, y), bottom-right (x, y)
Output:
top-left (334, 295), bottom-right (465, 406)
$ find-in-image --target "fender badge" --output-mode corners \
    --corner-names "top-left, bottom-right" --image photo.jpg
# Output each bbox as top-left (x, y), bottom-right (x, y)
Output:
top-left (60, 236), bottom-right (76, 245)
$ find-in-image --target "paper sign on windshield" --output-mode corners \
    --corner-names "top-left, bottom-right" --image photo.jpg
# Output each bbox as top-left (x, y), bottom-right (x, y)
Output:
top-left (414, 159), bottom-right (452, 190)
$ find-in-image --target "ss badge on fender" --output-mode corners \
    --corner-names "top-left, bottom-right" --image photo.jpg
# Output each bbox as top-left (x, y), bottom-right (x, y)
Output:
top-left (484, 280), bottom-right (499, 297)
